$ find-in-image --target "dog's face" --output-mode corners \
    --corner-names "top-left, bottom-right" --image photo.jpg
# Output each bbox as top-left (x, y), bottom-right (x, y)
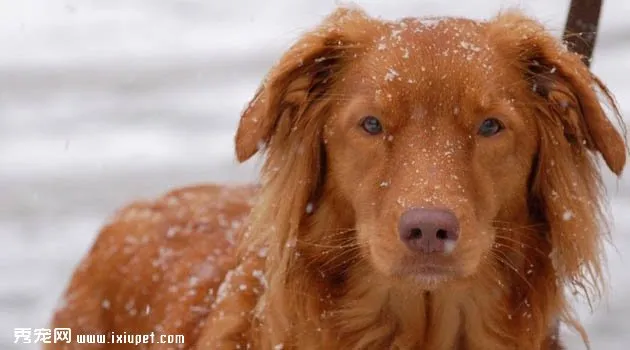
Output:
top-left (324, 18), bottom-right (540, 288)
top-left (236, 9), bottom-right (626, 292)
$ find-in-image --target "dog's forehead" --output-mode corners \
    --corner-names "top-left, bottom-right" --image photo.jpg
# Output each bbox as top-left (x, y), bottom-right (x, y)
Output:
top-left (342, 16), bottom-right (506, 116)
top-left (384, 17), bottom-right (492, 61)
top-left (358, 17), bottom-right (498, 90)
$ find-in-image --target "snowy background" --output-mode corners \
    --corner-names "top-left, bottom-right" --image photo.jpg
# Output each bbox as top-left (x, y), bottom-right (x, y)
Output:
top-left (1, 0), bottom-right (628, 349)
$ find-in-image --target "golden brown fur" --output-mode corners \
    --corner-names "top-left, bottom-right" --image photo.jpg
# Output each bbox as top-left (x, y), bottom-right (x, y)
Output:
top-left (48, 185), bottom-right (257, 349)
top-left (50, 7), bottom-right (627, 350)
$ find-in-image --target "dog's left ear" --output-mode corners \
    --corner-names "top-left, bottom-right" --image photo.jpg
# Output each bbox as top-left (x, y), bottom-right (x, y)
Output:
top-left (490, 12), bottom-right (627, 175)
top-left (234, 7), bottom-right (376, 163)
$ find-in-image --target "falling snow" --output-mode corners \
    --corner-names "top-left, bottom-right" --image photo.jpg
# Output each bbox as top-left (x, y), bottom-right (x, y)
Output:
top-left (384, 68), bottom-right (399, 82)
top-left (562, 210), bottom-right (574, 221)
top-left (305, 202), bottom-right (314, 214)
top-left (459, 41), bottom-right (481, 52)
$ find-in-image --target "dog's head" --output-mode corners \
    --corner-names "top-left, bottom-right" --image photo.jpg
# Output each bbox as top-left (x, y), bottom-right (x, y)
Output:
top-left (235, 8), bottom-right (627, 294)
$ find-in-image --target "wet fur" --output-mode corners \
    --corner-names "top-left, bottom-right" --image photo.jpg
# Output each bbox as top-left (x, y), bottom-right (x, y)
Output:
top-left (50, 7), bottom-right (627, 350)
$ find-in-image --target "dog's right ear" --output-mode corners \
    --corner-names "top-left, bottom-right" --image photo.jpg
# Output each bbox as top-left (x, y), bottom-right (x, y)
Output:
top-left (234, 7), bottom-right (376, 162)
top-left (489, 11), bottom-right (628, 176)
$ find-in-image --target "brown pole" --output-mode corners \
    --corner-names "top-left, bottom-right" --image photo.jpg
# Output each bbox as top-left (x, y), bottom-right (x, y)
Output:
top-left (563, 0), bottom-right (603, 67)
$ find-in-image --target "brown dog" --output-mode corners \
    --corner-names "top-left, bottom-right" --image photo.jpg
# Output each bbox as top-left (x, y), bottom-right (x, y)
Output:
top-left (50, 7), bottom-right (627, 350)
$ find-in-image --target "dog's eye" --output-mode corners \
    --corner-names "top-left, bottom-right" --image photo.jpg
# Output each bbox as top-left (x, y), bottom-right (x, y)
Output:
top-left (477, 118), bottom-right (504, 137)
top-left (361, 116), bottom-right (383, 135)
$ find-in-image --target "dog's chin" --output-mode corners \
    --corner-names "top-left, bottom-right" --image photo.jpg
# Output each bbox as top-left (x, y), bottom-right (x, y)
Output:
top-left (395, 265), bottom-right (457, 291)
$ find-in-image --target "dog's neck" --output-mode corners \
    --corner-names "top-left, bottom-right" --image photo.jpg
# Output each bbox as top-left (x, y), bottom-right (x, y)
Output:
top-left (267, 200), bottom-right (565, 350)
top-left (333, 261), bottom-right (561, 349)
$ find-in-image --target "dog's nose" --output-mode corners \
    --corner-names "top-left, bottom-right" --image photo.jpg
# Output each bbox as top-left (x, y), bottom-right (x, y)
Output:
top-left (398, 208), bottom-right (460, 254)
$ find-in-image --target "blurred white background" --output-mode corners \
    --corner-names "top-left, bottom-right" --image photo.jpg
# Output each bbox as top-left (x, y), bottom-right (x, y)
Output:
top-left (1, 0), bottom-right (628, 349)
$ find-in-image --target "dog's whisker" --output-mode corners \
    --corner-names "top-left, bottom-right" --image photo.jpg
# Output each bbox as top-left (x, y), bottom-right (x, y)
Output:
top-left (492, 235), bottom-right (548, 258)
top-left (487, 250), bottom-right (536, 292)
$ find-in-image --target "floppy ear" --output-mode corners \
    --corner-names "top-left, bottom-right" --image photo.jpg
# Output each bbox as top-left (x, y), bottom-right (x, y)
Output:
top-left (491, 11), bottom-right (627, 176)
top-left (234, 7), bottom-right (376, 163)
top-left (489, 11), bottom-right (628, 311)
top-left (232, 8), bottom-right (376, 251)
top-left (233, 8), bottom-right (375, 250)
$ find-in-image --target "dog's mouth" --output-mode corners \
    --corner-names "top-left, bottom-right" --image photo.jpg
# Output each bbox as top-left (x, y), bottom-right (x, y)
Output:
top-left (388, 255), bottom-right (460, 289)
